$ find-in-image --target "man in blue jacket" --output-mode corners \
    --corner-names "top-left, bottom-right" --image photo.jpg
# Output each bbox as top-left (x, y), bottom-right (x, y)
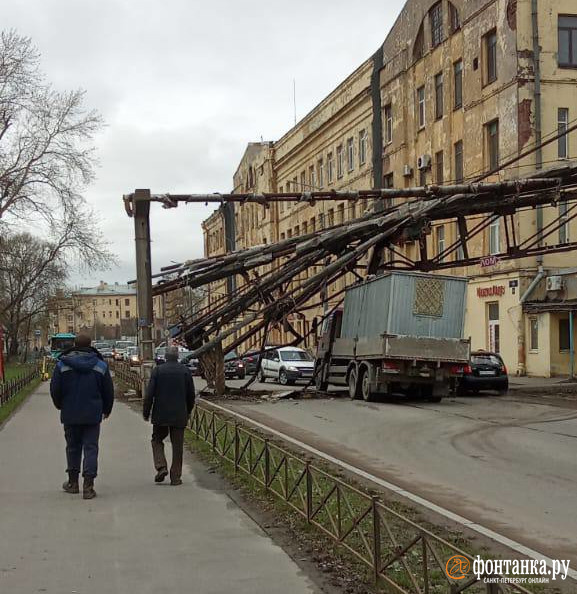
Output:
top-left (50, 334), bottom-right (114, 499)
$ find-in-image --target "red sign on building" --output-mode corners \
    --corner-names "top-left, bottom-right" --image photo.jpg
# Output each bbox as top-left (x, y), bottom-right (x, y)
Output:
top-left (477, 286), bottom-right (506, 298)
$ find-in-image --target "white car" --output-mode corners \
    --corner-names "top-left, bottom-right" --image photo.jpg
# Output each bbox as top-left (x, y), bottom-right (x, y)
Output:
top-left (258, 347), bottom-right (315, 385)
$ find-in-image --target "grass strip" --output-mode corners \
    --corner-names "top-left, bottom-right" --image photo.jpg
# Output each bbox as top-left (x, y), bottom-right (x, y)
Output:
top-left (0, 378), bottom-right (41, 427)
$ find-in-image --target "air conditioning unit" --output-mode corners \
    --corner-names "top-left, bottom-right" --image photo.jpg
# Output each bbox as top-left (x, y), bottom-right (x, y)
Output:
top-left (403, 164), bottom-right (413, 177)
top-left (546, 276), bottom-right (564, 291)
top-left (417, 154), bottom-right (431, 170)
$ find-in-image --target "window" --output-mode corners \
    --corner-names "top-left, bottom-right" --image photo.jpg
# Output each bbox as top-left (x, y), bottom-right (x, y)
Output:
top-left (436, 225), bottom-right (446, 261)
top-left (489, 217), bottom-right (500, 255)
top-left (125, 299), bottom-right (130, 306)
top-left (116, 299), bottom-right (119, 306)
top-left (327, 152), bottom-right (334, 184)
top-left (327, 209), bottom-right (335, 227)
top-left (383, 173), bottom-right (394, 189)
top-left (337, 203), bottom-right (345, 224)
top-left (558, 16), bottom-right (577, 67)
top-left (346, 137), bottom-right (354, 171)
top-left (319, 213), bottom-right (325, 229)
top-left (485, 29), bottom-right (498, 84)
top-left (318, 159), bottom-right (324, 188)
top-left (430, 2), bottom-right (444, 47)
top-left (449, 2), bottom-right (461, 33)
top-left (559, 318), bottom-right (571, 351)
top-left (530, 317), bottom-right (539, 351)
top-left (486, 120), bottom-right (500, 171)
top-left (558, 108), bottom-right (569, 158)
top-left (560, 200), bottom-right (570, 244)
top-left (337, 145), bottom-right (344, 178)
top-left (454, 140), bottom-right (464, 183)
top-left (435, 151), bottom-right (444, 184)
top-left (417, 86), bottom-right (426, 129)
top-left (302, 221), bottom-right (308, 235)
top-left (456, 222), bottom-right (465, 260)
top-left (116, 311), bottom-right (119, 319)
top-left (488, 303), bottom-right (500, 353)
top-left (309, 165), bottom-right (316, 189)
top-left (359, 129), bottom-right (368, 164)
top-left (300, 171), bottom-right (306, 190)
top-left (434, 72), bottom-right (444, 119)
top-left (310, 217), bottom-right (316, 232)
top-left (294, 225), bottom-right (300, 236)
top-left (384, 105), bottom-right (393, 144)
top-left (454, 60), bottom-right (463, 109)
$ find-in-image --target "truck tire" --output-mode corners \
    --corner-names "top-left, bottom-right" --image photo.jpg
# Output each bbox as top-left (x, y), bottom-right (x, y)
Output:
top-left (359, 366), bottom-right (376, 402)
top-left (348, 368), bottom-right (361, 400)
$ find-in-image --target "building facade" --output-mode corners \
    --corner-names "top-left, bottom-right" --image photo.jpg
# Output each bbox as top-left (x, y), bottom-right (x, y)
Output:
top-left (203, 0), bottom-right (577, 377)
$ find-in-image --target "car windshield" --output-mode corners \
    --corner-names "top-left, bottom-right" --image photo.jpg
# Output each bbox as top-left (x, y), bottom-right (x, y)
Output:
top-left (116, 341), bottom-right (135, 349)
top-left (280, 350), bottom-right (313, 362)
top-left (224, 351), bottom-right (238, 361)
top-left (472, 355), bottom-right (502, 366)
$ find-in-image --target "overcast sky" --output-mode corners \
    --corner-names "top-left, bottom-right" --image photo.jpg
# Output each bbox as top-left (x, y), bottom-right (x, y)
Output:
top-left (3, 0), bottom-right (404, 287)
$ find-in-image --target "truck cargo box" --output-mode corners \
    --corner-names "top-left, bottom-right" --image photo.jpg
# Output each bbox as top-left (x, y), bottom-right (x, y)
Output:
top-left (340, 272), bottom-right (468, 341)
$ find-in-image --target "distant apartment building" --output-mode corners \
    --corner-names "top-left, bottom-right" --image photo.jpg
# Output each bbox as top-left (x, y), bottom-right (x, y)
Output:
top-left (48, 281), bottom-right (165, 342)
top-left (203, 0), bottom-right (577, 377)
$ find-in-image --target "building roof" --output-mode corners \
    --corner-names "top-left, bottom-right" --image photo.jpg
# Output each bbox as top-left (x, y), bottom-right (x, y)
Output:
top-left (524, 300), bottom-right (577, 313)
top-left (73, 282), bottom-right (136, 297)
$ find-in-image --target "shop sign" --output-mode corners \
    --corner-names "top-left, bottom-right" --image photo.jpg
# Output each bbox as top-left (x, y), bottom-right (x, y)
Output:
top-left (477, 285), bottom-right (505, 298)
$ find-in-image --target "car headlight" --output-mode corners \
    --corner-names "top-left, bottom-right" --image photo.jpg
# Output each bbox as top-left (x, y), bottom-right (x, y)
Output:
top-left (287, 366), bottom-right (298, 371)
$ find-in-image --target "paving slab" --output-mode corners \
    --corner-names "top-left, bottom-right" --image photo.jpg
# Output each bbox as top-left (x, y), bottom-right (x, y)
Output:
top-left (0, 383), bottom-right (317, 594)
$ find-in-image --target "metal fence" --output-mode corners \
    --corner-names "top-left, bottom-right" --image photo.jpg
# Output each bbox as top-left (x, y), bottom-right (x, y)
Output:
top-left (111, 361), bottom-right (141, 396)
top-left (0, 365), bottom-right (40, 407)
top-left (191, 404), bottom-right (532, 594)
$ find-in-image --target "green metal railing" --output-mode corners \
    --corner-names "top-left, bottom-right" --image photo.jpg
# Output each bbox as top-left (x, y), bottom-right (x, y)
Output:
top-left (191, 404), bottom-right (533, 594)
top-left (0, 365), bottom-right (40, 407)
top-left (111, 361), bottom-right (141, 396)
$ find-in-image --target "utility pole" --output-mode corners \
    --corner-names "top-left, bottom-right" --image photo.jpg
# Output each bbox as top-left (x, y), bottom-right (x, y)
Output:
top-left (133, 189), bottom-right (154, 395)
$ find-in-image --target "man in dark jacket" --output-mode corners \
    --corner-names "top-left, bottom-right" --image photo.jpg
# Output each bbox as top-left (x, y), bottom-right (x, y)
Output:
top-left (50, 335), bottom-right (114, 499)
top-left (143, 346), bottom-right (195, 485)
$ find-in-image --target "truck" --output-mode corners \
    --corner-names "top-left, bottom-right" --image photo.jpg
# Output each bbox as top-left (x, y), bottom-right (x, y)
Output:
top-left (314, 271), bottom-right (470, 402)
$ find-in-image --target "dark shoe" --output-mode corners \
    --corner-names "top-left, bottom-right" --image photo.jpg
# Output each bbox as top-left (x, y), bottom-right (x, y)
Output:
top-left (83, 477), bottom-right (97, 500)
top-left (62, 481), bottom-right (79, 494)
top-left (170, 478), bottom-right (183, 486)
top-left (155, 469), bottom-right (168, 483)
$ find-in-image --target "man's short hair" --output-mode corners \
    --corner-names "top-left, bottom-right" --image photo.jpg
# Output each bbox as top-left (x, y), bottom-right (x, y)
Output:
top-left (75, 334), bottom-right (92, 348)
top-left (165, 346), bottom-right (179, 361)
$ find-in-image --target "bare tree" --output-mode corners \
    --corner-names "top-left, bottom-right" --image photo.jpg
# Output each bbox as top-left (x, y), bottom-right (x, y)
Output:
top-left (0, 30), bottom-right (103, 222)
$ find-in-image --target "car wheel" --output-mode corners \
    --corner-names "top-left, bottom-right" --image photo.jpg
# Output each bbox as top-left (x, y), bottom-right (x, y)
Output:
top-left (257, 369), bottom-right (266, 383)
top-left (238, 371), bottom-right (246, 380)
top-left (279, 369), bottom-right (294, 386)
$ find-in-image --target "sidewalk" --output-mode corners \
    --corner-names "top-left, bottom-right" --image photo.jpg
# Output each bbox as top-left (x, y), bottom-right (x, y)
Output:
top-left (0, 383), bottom-right (318, 594)
top-left (508, 375), bottom-right (577, 390)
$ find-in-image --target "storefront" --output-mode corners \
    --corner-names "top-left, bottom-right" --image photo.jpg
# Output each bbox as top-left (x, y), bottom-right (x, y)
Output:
top-left (465, 270), bottom-right (577, 378)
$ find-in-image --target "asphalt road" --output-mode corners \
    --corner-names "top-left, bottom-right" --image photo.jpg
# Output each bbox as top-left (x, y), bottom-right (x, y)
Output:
top-left (221, 393), bottom-right (577, 567)
top-left (0, 383), bottom-right (318, 594)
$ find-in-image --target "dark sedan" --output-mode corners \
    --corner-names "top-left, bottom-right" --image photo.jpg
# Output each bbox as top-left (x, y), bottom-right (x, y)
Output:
top-left (224, 350), bottom-right (246, 379)
top-left (241, 349), bottom-right (261, 374)
top-left (458, 351), bottom-right (508, 395)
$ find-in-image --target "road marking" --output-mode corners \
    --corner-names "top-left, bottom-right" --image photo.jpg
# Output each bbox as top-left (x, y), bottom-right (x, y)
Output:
top-left (201, 398), bottom-right (577, 582)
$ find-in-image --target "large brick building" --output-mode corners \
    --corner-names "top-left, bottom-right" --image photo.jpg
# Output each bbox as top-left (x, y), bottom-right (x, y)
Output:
top-left (203, 0), bottom-right (577, 377)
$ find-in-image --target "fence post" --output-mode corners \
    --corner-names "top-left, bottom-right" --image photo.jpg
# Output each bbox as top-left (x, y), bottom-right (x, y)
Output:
top-left (211, 411), bottom-right (217, 451)
top-left (422, 535), bottom-right (430, 594)
top-left (372, 496), bottom-right (381, 585)
top-left (234, 422), bottom-right (240, 473)
top-left (306, 462), bottom-right (312, 523)
top-left (264, 439), bottom-right (270, 488)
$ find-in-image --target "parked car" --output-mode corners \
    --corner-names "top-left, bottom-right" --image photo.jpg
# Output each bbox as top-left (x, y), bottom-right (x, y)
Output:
top-left (99, 346), bottom-right (114, 359)
top-left (181, 352), bottom-right (202, 376)
top-left (126, 346), bottom-right (141, 367)
top-left (458, 351), bottom-right (508, 395)
top-left (224, 350), bottom-right (246, 379)
top-left (241, 348), bottom-right (273, 374)
top-left (258, 346), bottom-right (315, 385)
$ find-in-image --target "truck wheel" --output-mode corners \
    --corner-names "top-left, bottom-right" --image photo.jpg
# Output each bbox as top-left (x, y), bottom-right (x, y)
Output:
top-left (348, 368), bottom-right (361, 400)
top-left (360, 367), bottom-right (376, 402)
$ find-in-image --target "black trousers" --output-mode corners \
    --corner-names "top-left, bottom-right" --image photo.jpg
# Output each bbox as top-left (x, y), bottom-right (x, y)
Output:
top-left (151, 425), bottom-right (185, 481)
top-left (64, 424), bottom-right (101, 478)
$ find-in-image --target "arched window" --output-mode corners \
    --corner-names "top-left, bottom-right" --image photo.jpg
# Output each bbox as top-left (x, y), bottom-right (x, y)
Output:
top-left (430, 1), bottom-right (444, 47)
